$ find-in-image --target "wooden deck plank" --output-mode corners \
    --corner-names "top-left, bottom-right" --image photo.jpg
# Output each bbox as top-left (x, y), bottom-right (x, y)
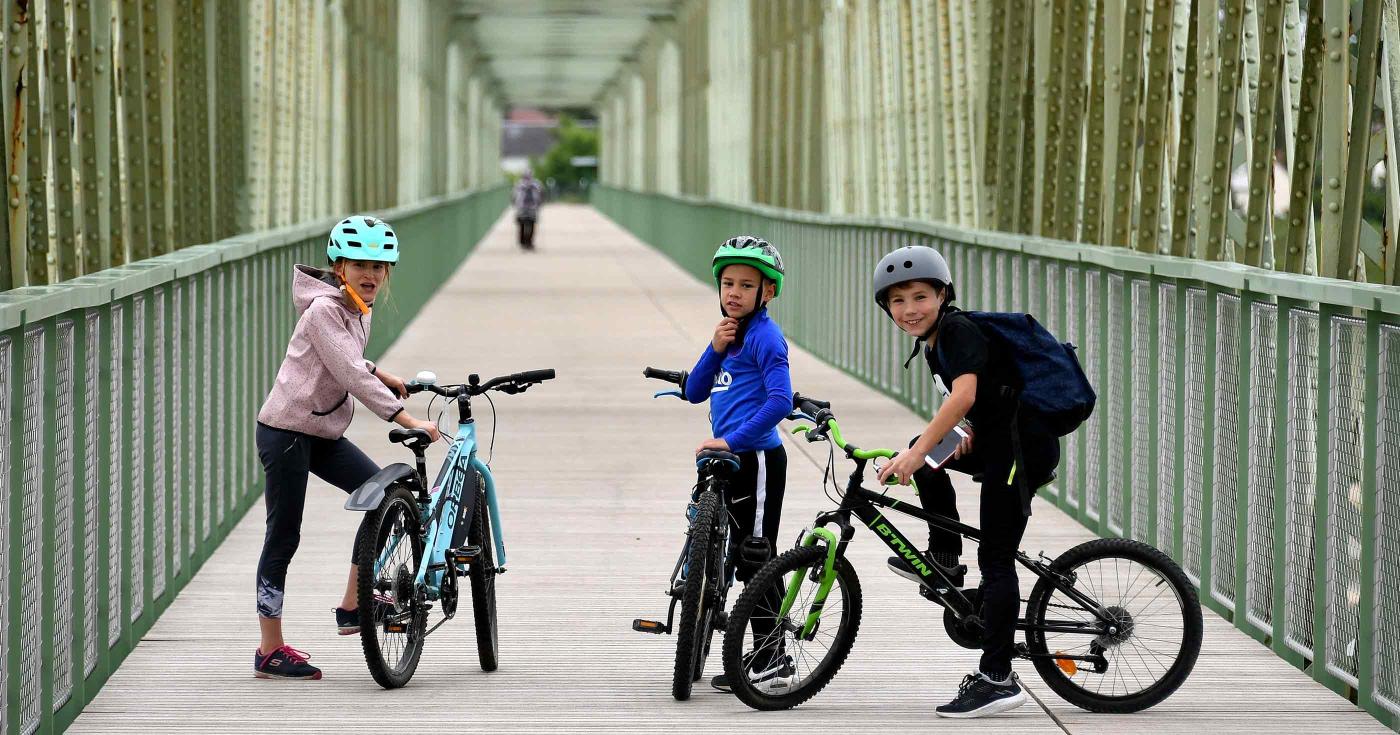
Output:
top-left (70, 205), bottom-right (1387, 733)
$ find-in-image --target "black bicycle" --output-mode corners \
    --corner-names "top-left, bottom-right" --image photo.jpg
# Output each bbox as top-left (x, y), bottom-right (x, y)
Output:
top-left (720, 394), bottom-right (1203, 712)
top-left (631, 366), bottom-right (763, 701)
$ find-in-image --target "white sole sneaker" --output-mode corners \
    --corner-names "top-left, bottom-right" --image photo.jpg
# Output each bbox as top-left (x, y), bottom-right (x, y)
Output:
top-left (935, 688), bottom-right (1028, 718)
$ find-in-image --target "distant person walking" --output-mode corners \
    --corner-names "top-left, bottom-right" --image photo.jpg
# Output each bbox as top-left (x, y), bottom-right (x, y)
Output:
top-left (513, 170), bottom-right (544, 250)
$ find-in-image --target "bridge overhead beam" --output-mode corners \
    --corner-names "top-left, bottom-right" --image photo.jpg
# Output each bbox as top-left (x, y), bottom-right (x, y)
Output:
top-left (0, 0), bottom-right (505, 290)
top-left (599, 0), bottom-right (1400, 286)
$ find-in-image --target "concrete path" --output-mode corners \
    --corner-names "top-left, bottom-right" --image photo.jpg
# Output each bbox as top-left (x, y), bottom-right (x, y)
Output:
top-left (71, 205), bottom-right (1389, 733)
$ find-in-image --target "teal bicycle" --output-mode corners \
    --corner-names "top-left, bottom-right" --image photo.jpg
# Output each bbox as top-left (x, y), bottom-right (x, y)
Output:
top-left (345, 368), bottom-right (556, 688)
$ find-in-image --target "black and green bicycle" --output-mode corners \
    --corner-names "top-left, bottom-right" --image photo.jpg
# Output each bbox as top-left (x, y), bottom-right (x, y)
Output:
top-left (719, 394), bottom-right (1203, 713)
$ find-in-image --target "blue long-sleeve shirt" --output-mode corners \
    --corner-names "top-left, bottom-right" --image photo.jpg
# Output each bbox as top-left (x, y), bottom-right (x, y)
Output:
top-left (683, 309), bottom-right (792, 452)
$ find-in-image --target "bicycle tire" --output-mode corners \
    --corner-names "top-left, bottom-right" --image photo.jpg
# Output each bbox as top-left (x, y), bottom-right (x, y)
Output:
top-left (672, 488), bottom-right (722, 701)
top-left (467, 478), bottom-right (499, 672)
top-left (355, 484), bottom-right (427, 689)
top-left (1024, 537), bottom-right (1203, 713)
top-left (721, 544), bottom-right (863, 711)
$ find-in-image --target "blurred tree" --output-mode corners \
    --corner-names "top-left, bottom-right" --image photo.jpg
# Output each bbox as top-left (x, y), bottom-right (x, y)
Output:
top-left (531, 116), bottom-right (598, 199)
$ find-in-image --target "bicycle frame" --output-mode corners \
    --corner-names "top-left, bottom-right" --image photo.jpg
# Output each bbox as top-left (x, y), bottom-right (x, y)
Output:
top-left (781, 420), bottom-right (1117, 645)
top-left (373, 416), bottom-right (506, 598)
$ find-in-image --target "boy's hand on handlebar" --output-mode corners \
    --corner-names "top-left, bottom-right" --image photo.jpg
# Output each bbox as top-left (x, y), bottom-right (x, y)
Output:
top-left (877, 448), bottom-right (923, 486)
top-left (696, 437), bottom-right (730, 455)
top-left (712, 318), bottom-right (739, 353)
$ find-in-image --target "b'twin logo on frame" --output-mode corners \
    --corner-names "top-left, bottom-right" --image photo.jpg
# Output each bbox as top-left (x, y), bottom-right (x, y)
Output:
top-left (712, 371), bottom-right (734, 393)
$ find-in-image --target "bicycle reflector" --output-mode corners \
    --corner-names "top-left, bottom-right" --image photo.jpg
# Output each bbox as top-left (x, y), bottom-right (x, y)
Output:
top-left (1054, 652), bottom-right (1078, 676)
top-left (632, 618), bottom-right (667, 634)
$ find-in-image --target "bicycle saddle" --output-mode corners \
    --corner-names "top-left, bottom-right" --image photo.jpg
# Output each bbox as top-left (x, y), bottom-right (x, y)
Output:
top-left (388, 428), bottom-right (432, 448)
top-left (696, 450), bottom-right (741, 474)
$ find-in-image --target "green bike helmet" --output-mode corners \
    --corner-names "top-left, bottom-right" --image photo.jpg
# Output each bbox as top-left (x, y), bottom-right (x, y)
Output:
top-left (326, 215), bottom-right (400, 264)
top-left (711, 235), bottom-right (785, 296)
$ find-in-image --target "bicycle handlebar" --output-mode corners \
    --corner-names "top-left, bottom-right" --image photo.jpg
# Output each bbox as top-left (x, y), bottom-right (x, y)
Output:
top-left (788, 395), bottom-right (896, 462)
top-left (643, 366), bottom-right (688, 386)
top-left (406, 368), bottom-right (556, 398)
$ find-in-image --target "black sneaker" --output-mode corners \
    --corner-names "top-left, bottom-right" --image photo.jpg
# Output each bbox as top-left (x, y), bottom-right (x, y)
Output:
top-left (335, 595), bottom-right (395, 635)
top-left (253, 646), bottom-right (322, 680)
top-left (887, 553), bottom-right (966, 588)
top-left (935, 672), bottom-right (1027, 718)
top-left (711, 654), bottom-right (796, 694)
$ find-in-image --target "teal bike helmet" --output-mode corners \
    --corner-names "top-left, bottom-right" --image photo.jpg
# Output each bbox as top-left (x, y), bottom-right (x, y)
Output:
top-left (326, 215), bottom-right (400, 264)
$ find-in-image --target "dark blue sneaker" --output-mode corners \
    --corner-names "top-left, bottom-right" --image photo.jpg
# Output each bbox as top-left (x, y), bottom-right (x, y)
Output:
top-left (253, 646), bottom-right (322, 680)
top-left (935, 672), bottom-right (1027, 718)
top-left (335, 595), bottom-right (395, 635)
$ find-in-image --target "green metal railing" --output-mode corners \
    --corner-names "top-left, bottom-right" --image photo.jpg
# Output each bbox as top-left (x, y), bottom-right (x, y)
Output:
top-left (595, 185), bottom-right (1400, 730)
top-left (0, 185), bottom-right (506, 735)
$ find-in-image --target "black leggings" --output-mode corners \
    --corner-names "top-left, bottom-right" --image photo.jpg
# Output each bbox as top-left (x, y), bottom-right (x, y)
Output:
top-left (517, 217), bottom-right (536, 247)
top-left (255, 423), bottom-right (380, 619)
top-left (910, 430), bottom-right (1060, 678)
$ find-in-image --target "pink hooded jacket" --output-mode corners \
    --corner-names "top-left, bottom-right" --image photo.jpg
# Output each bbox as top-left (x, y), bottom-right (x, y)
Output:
top-left (256, 265), bottom-right (404, 439)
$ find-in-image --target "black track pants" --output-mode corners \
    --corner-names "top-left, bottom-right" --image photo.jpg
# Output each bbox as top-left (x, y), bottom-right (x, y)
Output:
top-left (255, 423), bottom-right (380, 619)
top-left (909, 430), bottom-right (1060, 678)
top-left (699, 446), bottom-right (787, 663)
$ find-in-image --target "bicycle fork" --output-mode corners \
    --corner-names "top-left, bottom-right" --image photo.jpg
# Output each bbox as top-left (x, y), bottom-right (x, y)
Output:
top-left (779, 518), bottom-right (854, 640)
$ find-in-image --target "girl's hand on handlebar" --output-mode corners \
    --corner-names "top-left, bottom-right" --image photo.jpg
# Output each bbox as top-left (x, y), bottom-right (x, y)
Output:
top-left (877, 448), bottom-right (923, 486)
top-left (377, 368), bottom-right (409, 398)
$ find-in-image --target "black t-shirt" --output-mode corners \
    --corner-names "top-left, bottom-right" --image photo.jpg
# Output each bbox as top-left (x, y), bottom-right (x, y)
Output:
top-left (923, 309), bottom-right (1022, 436)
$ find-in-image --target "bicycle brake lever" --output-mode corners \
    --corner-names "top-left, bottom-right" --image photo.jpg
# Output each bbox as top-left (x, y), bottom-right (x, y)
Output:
top-left (652, 390), bottom-right (683, 399)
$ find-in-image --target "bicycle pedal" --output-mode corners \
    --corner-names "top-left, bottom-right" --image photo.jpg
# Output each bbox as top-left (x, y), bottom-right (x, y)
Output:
top-left (632, 618), bottom-right (669, 634)
top-left (919, 584), bottom-right (957, 602)
top-left (450, 545), bottom-right (481, 565)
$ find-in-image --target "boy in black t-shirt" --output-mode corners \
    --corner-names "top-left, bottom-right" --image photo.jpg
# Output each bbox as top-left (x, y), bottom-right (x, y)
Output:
top-left (872, 245), bottom-right (1061, 719)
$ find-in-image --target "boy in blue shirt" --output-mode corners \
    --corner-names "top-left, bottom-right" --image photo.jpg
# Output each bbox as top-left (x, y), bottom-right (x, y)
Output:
top-left (683, 236), bottom-right (793, 694)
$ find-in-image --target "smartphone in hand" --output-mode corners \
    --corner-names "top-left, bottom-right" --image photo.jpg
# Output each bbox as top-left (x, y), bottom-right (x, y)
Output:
top-left (923, 424), bottom-right (972, 470)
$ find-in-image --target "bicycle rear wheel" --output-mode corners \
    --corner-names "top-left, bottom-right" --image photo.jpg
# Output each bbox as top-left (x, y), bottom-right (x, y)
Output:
top-left (721, 544), bottom-right (862, 711)
top-left (355, 484), bottom-right (427, 689)
top-left (672, 488), bottom-right (722, 701)
top-left (467, 479), bottom-right (499, 672)
top-left (1024, 537), bottom-right (1203, 712)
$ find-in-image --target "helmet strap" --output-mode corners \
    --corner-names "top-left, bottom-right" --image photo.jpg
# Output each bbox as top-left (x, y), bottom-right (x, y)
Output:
top-left (900, 302), bottom-right (947, 370)
top-left (338, 271), bottom-right (372, 315)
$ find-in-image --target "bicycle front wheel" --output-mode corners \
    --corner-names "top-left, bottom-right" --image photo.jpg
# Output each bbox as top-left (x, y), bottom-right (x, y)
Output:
top-left (467, 478), bottom-right (499, 672)
top-left (721, 545), bottom-right (862, 711)
top-left (1024, 537), bottom-right (1203, 712)
top-left (672, 488), bottom-right (722, 701)
top-left (355, 484), bottom-right (427, 689)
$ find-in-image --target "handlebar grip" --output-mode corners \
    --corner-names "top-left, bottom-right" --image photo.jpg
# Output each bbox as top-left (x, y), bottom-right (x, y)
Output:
top-left (793, 392), bottom-right (831, 416)
top-left (515, 368), bottom-right (556, 383)
top-left (642, 367), bottom-right (684, 385)
top-left (406, 383), bottom-right (427, 395)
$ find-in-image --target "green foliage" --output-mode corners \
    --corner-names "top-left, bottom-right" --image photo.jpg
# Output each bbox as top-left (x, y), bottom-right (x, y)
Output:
top-left (531, 116), bottom-right (598, 195)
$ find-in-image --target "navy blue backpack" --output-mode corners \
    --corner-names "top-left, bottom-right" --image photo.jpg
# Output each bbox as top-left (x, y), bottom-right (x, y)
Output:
top-left (938, 311), bottom-right (1096, 437)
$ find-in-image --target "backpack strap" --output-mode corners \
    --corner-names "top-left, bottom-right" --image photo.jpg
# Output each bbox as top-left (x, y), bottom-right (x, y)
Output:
top-left (1008, 400), bottom-right (1033, 518)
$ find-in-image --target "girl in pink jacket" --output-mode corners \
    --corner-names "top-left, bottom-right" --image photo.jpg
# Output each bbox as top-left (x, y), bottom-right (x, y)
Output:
top-left (252, 215), bottom-right (440, 680)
